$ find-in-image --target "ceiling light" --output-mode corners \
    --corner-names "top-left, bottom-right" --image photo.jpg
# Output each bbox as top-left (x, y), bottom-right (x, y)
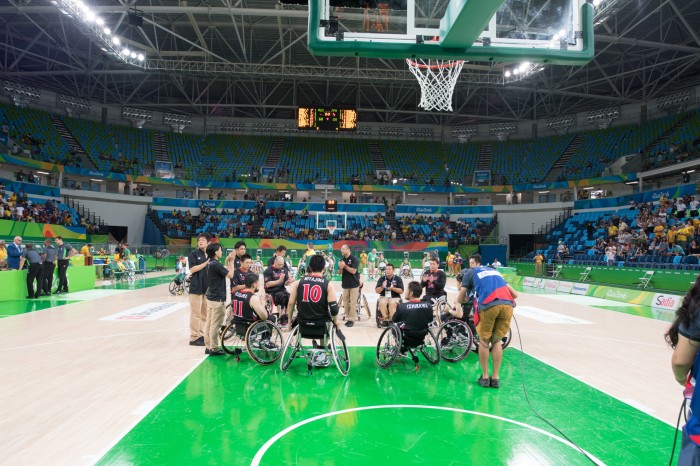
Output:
top-left (137, 54), bottom-right (144, 61)
top-left (95, 17), bottom-right (104, 26)
top-left (504, 71), bottom-right (511, 77)
top-left (111, 36), bottom-right (120, 45)
top-left (85, 10), bottom-right (95, 22)
top-left (103, 27), bottom-right (110, 35)
top-left (122, 48), bottom-right (130, 56)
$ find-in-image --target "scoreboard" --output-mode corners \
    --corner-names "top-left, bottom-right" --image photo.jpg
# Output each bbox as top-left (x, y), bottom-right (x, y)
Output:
top-left (298, 107), bottom-right (357, 131)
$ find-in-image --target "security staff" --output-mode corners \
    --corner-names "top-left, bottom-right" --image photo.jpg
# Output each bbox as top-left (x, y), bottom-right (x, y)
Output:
top-left (19, 244), bottom-right (43, 299)
top-left (41, 239), bottom-right (57, 295)
top-left (55, 236), bottom-right (75, 294)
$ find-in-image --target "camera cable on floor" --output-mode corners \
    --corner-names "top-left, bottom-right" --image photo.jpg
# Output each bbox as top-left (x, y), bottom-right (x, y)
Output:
top-left (511, 315), bottom-right (600, 465)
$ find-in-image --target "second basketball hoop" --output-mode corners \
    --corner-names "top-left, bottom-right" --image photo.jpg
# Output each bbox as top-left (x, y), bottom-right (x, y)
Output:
top-left (406, 59), bottom-right (465, 112)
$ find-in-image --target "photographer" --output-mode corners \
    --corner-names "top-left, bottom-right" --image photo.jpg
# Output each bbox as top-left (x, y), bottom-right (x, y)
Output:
top-left (667, 275), bottom-right (700, 464)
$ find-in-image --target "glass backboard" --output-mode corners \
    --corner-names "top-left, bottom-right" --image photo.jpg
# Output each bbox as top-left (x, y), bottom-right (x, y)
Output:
top-left (308, 0), bottom-right (594, 65)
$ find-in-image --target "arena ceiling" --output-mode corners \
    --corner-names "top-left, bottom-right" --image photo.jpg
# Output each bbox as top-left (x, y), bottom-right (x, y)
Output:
top-left (0, 0), bottom-right (699, 126)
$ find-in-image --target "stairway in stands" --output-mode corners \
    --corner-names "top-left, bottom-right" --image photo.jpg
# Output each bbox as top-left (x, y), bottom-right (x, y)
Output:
top-left (368, 142), bottom-right (387, 171)
top-left (50, 115), bottom-right (95, 169)
top-left (476, 144), bottom-right (492, 171)
top-left (264, 138), bottom-right (284, 167)
top-left (153, 133), bottom-right (169, 163)
top-left (622, 112), bottom-right (696, 172)
top-left (385, 210), bottom-right (405, 240)
top-left (545, 134), bottom-right (583, 181)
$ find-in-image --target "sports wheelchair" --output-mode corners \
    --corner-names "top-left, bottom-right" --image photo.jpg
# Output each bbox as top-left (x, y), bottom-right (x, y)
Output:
top-left (220, 316), bottom-right (284, 365)
top-left (399, 265), bottom-right (413, 279)
top-left (280, 318), bottom-right (350, 376)
top-left (376, 322), bottom-right (440, 370)
top-left (337, 284), bottom-right (371, 321)
top-left (435, 300), bottom-right (511, 362)
top-left (168, 274), bottom-right (189, 295)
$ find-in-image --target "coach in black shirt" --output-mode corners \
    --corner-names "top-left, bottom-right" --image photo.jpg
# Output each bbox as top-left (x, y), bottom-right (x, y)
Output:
top-left (338, 244), bottom-right (360, 327)
top-left (55, 236), bottom-right (74, 294)
top-left (187, 233), bottom-right (211, 346)
top-left (204, 243), bottom-right (233, 356)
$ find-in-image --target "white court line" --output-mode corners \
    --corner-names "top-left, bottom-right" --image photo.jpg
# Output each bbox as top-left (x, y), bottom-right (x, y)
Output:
top-left (0, 328), bottom-right (181, 352)
top-left (251, 405), bottom-right (606, 466)
top-left (510, 343), bottom-right (677, 428)
top-left (521, 329), bottom-right (667, 348)
top-left (89, 355), bottom-right (207, 465)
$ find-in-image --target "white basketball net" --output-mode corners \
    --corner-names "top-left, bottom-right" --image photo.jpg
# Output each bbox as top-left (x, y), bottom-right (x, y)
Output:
top-left (406, 59), bottom-right (465, 112)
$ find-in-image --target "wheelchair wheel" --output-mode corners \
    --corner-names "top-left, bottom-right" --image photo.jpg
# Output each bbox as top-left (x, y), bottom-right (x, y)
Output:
top-left (436, 320), bottom-right (472, 363)
top-left (361, 294), bottom-right (371, 318)
top-left (434, 300), bottom-right (453, 326)
top-left (330, 326), bottom-right (350, 376)
top-left (264, 294), bottom-right (274, 315)
top-left (245, 321), bottom-right (284, 365)
top-left (376, 324), bottom-right (401, 368)
top-left (184, 279), bottom-right (190, 294)
top-left (420, 329), bottom-right (440, 365)
top-left (501, 328), bottom-right (512, 350)
top-left (280, 325), bottom-right (301, 372)
top-left (168, 280), bottom-right (178, 295)
top-left (221, 320), bottom-right (246, 356)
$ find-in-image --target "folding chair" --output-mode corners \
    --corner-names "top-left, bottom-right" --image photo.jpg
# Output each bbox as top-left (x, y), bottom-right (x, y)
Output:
top-left (579, 267), bottom-right (591, 282)
top-left (637, 270), bottom-right (654, 288)
top-left (551, 265), bottom-right (563, 279)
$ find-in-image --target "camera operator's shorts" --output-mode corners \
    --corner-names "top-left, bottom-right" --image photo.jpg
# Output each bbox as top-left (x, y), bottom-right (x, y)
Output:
top-left (476, 304), bottom-right (513, 344)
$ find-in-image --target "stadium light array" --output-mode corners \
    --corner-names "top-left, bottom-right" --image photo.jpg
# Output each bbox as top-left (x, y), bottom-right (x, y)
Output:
top-left (57, 94), bottom-right (92, 117)
top-left (489, 122), bottom-right (517, 141)
top-left (546, 114), bottom-right (576, 134)
top-left (503, 62), bottom-right (543, 83)
top-left (163, 113), bottom-right (192, 133)
top-left (122, 107), bottom-right (153, 128)
top-left (50, 0), bottom-right (146, 67)
top-left (452, 125), bottom-right (478, 143)
top-left (219, 122), bottom-right (246, 133)
top-left (657, 90), bottom-right (693, 112)
top-left (2, 81), bottom-right (41, 107)
top-left (586, 106), bottom-right (619, 129)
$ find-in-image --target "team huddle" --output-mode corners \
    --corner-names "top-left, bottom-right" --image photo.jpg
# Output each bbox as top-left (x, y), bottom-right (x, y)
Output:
top-left (182, 236), bottom-right (516, 386)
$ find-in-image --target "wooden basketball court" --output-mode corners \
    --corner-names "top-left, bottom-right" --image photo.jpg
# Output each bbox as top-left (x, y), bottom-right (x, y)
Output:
top-left (0, 272), bottom-right (681, 465)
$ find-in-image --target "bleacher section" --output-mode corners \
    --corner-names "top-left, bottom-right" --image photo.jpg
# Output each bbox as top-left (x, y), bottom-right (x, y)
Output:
top-left (184, 134), bottom-right (273, 182)
top-left (1, 104), bottom-right (699, 186)
top-left (380, 140), bottom-right (447, 184)
top-left (490, 135), bottom-right (573, 184)
top-left (0, 102), bottom-right (72, 163)
top-left (62, 116), bottom-right (154, 174)
top-left (525, 204), bottom-right (700, 271)
top-left (278, 138), bottom-right (374, 184)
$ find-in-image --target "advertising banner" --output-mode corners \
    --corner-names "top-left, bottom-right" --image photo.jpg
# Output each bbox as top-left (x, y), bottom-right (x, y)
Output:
top-left (0, 219), bottom-right (86, 242)
top-left (522, 277), bottom-right (535, 287)
top-left (574, 184), bottom-right (695, 210)
top-left (533, 278), bottom-right (546, 288)
top-left (556, 281), bottom-right (574, 293)
top-left (544, 280), bottom-right (559, 292)
top-left (194, 237), bottom-right (448, 252)
top-left (651, 293), bottom-right (682, 311)
top-left (570, 283), bottom-right (590, 295)
top-left (395, 205), bottom-right (494, 215)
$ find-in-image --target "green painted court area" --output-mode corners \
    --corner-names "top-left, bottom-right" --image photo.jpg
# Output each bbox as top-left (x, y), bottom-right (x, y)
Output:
top-left (98, 347), bottom-right (678, 465)
top-left (0, 275), bottom-right (174, 318)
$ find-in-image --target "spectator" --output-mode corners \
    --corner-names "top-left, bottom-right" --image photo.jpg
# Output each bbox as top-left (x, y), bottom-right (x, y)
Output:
top-left (6, 236), bottom-right (23, 270)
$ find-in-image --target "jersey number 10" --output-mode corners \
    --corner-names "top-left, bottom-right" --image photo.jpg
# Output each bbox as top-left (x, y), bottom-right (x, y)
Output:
top-left (302, 284), bottom-right (322, 303)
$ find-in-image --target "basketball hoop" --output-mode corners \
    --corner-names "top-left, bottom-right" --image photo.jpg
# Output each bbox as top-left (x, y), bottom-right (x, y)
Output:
top-left (406, 59), bottom-right (465, 112)
top-left (327, 225), bottom-right (336, 237)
